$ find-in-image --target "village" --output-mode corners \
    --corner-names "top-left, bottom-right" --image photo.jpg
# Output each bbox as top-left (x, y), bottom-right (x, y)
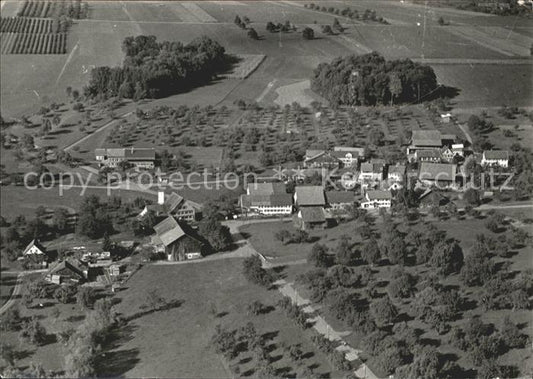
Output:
top-left (11, 115), bottom-right (516, 288)
top-left (1, 0), bottom-right (532, 377)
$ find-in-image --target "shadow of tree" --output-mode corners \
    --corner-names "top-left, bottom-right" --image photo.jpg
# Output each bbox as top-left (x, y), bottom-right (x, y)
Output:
top-left (96, 324), bottom-right (140, 377)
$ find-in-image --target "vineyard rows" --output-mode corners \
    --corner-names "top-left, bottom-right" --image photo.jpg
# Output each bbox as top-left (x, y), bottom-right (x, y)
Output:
top-left (17, 0), bottom-right (89, 19)
top-left (0, 17), bottom-right (53, 34)
top-left (0, 32), bottom-right (67, 54)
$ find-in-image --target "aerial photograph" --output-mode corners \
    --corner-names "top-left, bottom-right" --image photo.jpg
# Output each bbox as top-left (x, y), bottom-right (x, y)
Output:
top-left (0, 0), bottom-right (531, 378)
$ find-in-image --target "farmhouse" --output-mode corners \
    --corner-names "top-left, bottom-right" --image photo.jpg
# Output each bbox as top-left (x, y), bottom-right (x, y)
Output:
top-left (45, 260), bottom-right (86, 284)
top-left (21, 239), bottom-right (49, 268)
top-left (239, 193), bottom-right (293, 216)
top-left (358, 162), bottom-right (384, 183)
top-left (23, 239), bottom-right (47, 257)
top-left (325, 191), bottom-right (356, 210)
top-left (415, 149), bottom-right (441, 163)
top-left (331, 146), bottom-right (365, 167)
top-left (95, 147), bottom-right (156, 169)
top-left (387, 164), bottom-right (406, 183)
top-left (294, 206), bottom-right (327, 230)
top-left (246, 182), bottom-right (287, 196)
top-left (407, 130), bottom-right (442, 155)
top-left (360, 190), bottom-right (392, 209)
top-left (481, 150), bottom-right (509, 168)
top-left (407, 130), bottom-right (456, 159)
top-left (239, 182), bottom-right (293, 216)
top-left (152, 216), bottom-right (204, 261)
top-left (419, 162), bottom-right (457, 188)
top-left (294, 186), bottom-right (326, 207)
top-left (140, 192), bottom-right (202, 222)
top-left (303, 150), bottom-right (341, 169)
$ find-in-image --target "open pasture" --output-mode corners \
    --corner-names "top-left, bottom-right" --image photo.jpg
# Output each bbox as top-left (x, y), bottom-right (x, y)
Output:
top-left (433, 64), bottom-right (533, 108)
top-left (342, 24), bottom-right (509, 59)
top-left (196, 0), bottom-right (344, 25)
top-left (2, 0), bottom-right (532, 118)
top-left (113, 259), bottom-right (346, 378)
top-left (0, 185), bottom-right (156, 219)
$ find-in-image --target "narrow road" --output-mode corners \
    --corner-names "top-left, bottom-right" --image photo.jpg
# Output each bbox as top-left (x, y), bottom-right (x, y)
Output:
top-left (223, 218), bottom-right (381, 378)
top-left (456, 122), bottom-right (473, 145)
top-left (0, 273), bottom-right (23, 316)
top-left (0, 270), bottom-right (47, 316)
top-left (63, 111), bottom-right (133, 152)
top-left (276, 279), bottom-right (380, 379)
top-left (478, 202), bottom-right (533, 211)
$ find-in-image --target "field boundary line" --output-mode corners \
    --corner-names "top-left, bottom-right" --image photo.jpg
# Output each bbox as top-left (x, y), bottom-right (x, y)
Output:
top-left (255, 78), bottom-right (278, 103)
top-left (64, 111), bottom-right (133, 151)
top-left (55, 40), bottom-right (79, 85)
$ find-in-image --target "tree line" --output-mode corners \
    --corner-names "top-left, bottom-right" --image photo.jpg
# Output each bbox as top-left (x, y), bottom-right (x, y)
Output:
top-left (84, 35), bottom-right (228, 100)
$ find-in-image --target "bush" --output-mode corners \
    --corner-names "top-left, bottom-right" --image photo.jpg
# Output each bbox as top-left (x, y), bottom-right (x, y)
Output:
top-left (243, 256), bottom-right (272, 287)
top-left (19, 316), bottom-right (47, 346)
top-left (302, 27), bottom-right (315, 40)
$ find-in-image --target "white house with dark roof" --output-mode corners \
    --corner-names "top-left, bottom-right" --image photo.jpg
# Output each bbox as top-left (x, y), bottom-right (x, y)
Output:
top-left (481, 150), bottom-right (509, 168)
top-left (239, 182), bottom-right (293, 215)
top-left (358, 162), bottom-right (384, 183)
top-left (325, 191), bottom-right (355, 210)
top-left (361, 190), bottom-right (392, 209)
top-left (303, 150), bottom-right (341, 169)
top-left (95, 147), bottom-right (156, 169)
top-left (331, 147), bottom-right (365, 167)
top-left (415, 149), bottom-right (441, 163)
top-left (139, 192), bottom-right (201, 222)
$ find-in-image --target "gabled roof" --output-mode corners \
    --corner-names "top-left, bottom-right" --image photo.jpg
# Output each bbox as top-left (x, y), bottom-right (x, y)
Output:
top-left (483, 150), bottom-right (509, 160)
top-left (326, 191), bottom-right (355, 204)
top-left (295, 186), bottom-right (325, 206)
top-left (366, 190), bottom-right (392, 201)
top-left (411, 130), bottom-right (442, 147)
top-left (95, 147), bottom-right (155, 160)
top-left (300, 207), bottom-right (326, 223)
top-left (304, 151), bottom-right (340, 164)
top-left (305, 149), bottom-right (326, 159)
top-left (240, 193), bottom-right (293, 208)
top-left (388, 165), bottom-right (406, 175)
top-left (333, 146), bottom-right (365, 154)
top-left (419, 162), bottom-right (457, 181)
top-left (23, 239), bottom-right (47, 255)
top-left (247, 182), bottom-right (286, 196)
top-left (331, 151), bottom-right (359, 159)
top-left (417, 149), bottom-right (441, 158)
top-left (124, 147), bottom-right (156, 160)
top-left (164, 192), bottom-right (184, 213)
top-left (360, 163), bottom-right (383, 174)
top-left (270, 194), bottom-right (293, 207)
top-left (47, 260), bottom-right (85, 279)
top-left (153, 216), bottom-right (187, 246)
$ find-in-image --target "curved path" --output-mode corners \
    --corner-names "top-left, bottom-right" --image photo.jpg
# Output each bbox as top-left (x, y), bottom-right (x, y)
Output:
top-left (0, 273), bottom-right (23, 316)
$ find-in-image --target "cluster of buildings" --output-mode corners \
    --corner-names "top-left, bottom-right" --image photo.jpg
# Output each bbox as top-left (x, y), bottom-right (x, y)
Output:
top-left (20, 239), bottom-right (125, 285)
top-left (239, 131), bottom-right (511, 219)
top-left (95, 147), bottom-right (156, 169)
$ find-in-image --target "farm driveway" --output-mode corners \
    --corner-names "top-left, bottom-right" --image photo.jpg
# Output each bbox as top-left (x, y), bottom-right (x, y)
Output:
top-left (276, 279), bottom-right (380, 379)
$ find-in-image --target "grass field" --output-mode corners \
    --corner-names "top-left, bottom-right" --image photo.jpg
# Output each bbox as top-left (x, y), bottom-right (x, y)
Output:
top-left (2, 0), bottom-right (532, 118)
top-left (112, 259), bottom-right (349, 378)
top-left (0, 273), bottom-right (17, 307)
top-left (0, 185), bottom-right (156, 219)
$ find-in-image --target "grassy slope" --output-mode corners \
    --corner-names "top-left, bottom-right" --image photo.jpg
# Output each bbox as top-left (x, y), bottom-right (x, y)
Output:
top-left (113, 258), bottom-right (346, 378)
